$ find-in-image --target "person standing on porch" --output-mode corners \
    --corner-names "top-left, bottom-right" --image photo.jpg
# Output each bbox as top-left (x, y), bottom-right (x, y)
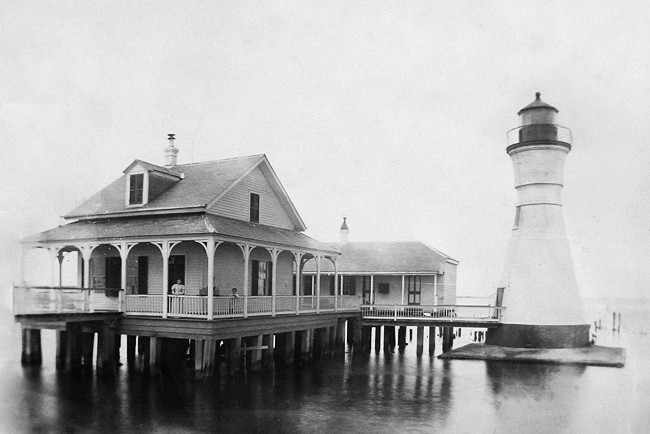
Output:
top-left (230, 287), bottom-right (241, 313)
top-left (171, 279), bottom-right (185, 295)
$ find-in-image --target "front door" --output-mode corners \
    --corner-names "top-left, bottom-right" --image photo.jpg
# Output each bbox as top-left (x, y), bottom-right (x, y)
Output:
top-left (137, 256), bottom-right (149, 294)
top-left (168, 255), bottom-right (186, 292)
top-left (362, 276), bottom-right (371, 304)
top-left (407, 275), bottom-right (421, 305)
top-left (105, 257), bottom-right (121, 289)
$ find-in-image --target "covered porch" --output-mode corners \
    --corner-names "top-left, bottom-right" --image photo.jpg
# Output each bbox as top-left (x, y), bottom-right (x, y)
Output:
top-left (18, 214), bottom-right (360, 320)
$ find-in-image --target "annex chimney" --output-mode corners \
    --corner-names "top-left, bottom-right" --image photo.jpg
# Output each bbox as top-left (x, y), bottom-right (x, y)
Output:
top-left (164, 133), bottom-right (179, 168)
top-left (339, 217), bottom-right (349, 244)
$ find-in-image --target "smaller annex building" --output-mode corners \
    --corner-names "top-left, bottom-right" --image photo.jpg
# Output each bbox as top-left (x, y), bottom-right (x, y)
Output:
top-left (303, 218), bottom-right (458, 306)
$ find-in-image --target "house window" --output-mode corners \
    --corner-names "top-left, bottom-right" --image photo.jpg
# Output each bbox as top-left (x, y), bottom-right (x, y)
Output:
top-left (129, 173), bottom-right (144, 205)
top-left (250, 193), bottom-right (260, 223)
top-left (378, 283), bottom-right (389, 294)
top-left (252, 260), bottom-right (272, 296)
top-left (343, 277), bottom-right (356, 296)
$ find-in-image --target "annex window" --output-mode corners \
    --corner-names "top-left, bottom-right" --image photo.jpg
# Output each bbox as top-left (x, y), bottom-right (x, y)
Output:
top-left (252, 260), bottom-right (273, 296)
top-left (250, 193), bottom-right (260, 223)
top-left (378, 283), bottom-right (389, 294)
top-left (129, 173), bottom-right (144, 205)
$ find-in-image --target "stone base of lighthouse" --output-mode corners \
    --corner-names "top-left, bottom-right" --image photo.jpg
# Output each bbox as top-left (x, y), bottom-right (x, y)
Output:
top-left (485, 323), bottom-right (590, 349)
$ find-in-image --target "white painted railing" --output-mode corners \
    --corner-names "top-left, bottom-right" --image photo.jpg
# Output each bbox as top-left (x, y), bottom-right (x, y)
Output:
top-left (125, 295), bottom-right (162, 315)
top-left (361, 304), bottom-right (504, 322)
top-left (275, 295), bottom-right (297, 314)
top-left (13, 286), bottom-right (123, 315)
top-left (14, 286), bottom-right (362, 319)
top-left (248, 296), bottom-right (272, 315)
top-left (168, 295), bottom-right (207, 318)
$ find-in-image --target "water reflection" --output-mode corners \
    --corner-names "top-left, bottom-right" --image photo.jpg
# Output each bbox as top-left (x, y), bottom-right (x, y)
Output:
top-left (0, 323), bottom-right (645, 433)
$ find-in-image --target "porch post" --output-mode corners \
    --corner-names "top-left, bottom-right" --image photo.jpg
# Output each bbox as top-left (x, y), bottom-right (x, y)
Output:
top-left (316, 255), bottom-right (321, 313)
top-left (370, 275), bottom-right (374, 304)
top-left (401, 275), bottom-right (405, 305)
top-left (333, 258), bottom-right (339, 311)
top-left (161, 241), bottom-right (170, 319)
top-left (340, 274), bottom-right (343, 296)
top-left (206, 240), bottom-right (217, 320)
top-left (116, 242), bottom-right (129, 291)
top-left (80, 246), bottom-right (93, 289)
top-left (239, 244), bottom-right (251, 318)
top-left (293, 252), bottom-right (303, 314)
top-left (433, 273), bottom-right (438, 305)
top-left (267, 248), bottom-right (279, 316)
top-left (49, 247), bottom-right (60, 287)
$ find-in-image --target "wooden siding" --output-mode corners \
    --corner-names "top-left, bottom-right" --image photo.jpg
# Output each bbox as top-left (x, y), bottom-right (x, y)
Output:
top-left (315, 274), bottom-right (436, 305)
top-left (208, 166), bottom-right (295, 230)
top-left (438, 262), bottom-right (458, 304)
top-left (214, 243), bottom-right (244, 296)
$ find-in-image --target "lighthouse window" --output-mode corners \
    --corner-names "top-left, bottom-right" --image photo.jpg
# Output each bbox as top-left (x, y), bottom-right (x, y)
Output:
top-left (129, 174), bottom-right (144, 205)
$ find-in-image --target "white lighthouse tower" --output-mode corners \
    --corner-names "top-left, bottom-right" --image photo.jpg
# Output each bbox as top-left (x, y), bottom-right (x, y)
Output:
top-left (486, 93), bottom-right (590, 348)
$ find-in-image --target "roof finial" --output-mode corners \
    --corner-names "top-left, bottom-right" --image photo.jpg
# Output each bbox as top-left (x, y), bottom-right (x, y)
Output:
top-left (535, 92), bottom-right (541, 101)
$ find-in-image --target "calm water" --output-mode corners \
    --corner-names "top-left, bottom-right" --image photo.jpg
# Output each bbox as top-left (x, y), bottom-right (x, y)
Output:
top-left (0, 299), bottom-right (648, 433)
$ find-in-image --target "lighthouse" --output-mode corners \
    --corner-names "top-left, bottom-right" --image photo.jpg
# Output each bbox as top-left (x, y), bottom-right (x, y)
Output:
top-left (486, 93), bottom-right (590, 348)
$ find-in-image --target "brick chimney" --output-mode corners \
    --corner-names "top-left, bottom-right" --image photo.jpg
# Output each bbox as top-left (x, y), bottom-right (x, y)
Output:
top-left (164, 133), bottom-right (179, 168)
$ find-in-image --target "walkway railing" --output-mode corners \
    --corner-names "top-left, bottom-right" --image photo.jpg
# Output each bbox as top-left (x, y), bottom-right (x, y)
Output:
top-left (13, 286), bottom-right (124, 315)
top-left (361, 304), bottom-right (504, 323)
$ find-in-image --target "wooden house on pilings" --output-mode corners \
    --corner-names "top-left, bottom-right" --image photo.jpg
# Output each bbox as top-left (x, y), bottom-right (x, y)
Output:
top-left (16, 135), bottom-right (363, 376)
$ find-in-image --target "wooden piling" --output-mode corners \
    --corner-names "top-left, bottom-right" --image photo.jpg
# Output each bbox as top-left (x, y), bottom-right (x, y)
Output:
top-left (397, 326), bottom-right (406, 351)
top-left (336, 318), bottom-right (346, 352)
top-left (346, 319), bottom-right (354, 345)
top-left (374, 326), bottom-right (382, 353)
top-left (383, 326), bottom-right (392, 354)
top-left (82, 332), bottom-right (95, 367)
top-left (21, 328), bottom-right (42, 366)
top-left (263, 334), bottom-right (274, 369)
top-left (203, 340), bottom-right (217, 376)
top-left (352, 318), bottom-right (362, 347)
top-left (300, 330), bottom-right (312, 363)
top-left (228, 337), bottom-right (242, 375)
top-left (67, 323), bottom-right (83, 369)
top-left (126, 335), bottom-right (136, 367)
top-left (428, 326), bottom-right (436, 356)
top-left (442, 327), bottom-right (454, 352)
top-left (250, 335), bottom-right (263, 371)
top-left (56, 330), bottom-right (67, 370)
top-left (360, 326), bottom-right (372, 353)
top-left (280, 331), bottom-right (295, 365)
top-left (194, 340), bottom-right (204, 373)
top-left (416, 326), bottom-right (424, 356)
top-left (148, 337), bottom-right (160, 376)
top-left (97, 321), bottom-right (118, 376)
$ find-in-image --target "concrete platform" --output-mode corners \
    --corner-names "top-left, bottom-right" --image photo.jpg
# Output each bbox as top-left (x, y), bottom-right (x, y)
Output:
top-left (439, 343), bottom-right (625, 367)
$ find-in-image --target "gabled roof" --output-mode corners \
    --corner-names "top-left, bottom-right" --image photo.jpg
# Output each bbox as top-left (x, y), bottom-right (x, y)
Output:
top-left (65, 154), bottom-right (306, 230)
top-left (123, 159), bottom-right (182, 178)
top-left (303, 241), bottom-right (458, 274)
top-left (23, 213), bottom-right (338, 255)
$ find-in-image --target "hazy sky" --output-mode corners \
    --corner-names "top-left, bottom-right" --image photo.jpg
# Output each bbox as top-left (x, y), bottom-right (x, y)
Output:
top-left (2, 1), bottom-right (649, 299)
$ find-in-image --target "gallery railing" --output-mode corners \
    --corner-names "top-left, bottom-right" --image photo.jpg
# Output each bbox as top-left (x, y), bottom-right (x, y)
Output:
top-left (361, 304), bottom-right (504, 323)
top-left (13, 286), bottom-right (124, 315)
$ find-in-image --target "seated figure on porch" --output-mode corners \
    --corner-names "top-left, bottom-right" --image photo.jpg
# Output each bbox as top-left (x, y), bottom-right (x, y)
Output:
top-left (171, 279), bottom-right (185, 295)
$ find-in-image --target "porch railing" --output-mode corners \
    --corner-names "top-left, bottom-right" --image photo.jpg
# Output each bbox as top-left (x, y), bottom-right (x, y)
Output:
top-left (361, 304), bottom-right (504, 322)
top-left (12, 286), bottom-right (363, 319)
top-left (13, 286), bottom-right (124, 315)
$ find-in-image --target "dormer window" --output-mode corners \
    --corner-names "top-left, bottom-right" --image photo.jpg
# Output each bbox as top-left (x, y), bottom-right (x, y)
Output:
top-left (250, 192), bottom-right (260, 223)
top-left (129, 173), bottom-right (145, 205)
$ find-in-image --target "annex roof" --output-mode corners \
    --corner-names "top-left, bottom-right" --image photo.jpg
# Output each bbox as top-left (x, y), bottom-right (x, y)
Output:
top-left (23, 213), bottom-right (338, 255)
top-left (303, 241), bottom-right (457, 274)
top-left (65, 154), bottom-right (306, 230)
